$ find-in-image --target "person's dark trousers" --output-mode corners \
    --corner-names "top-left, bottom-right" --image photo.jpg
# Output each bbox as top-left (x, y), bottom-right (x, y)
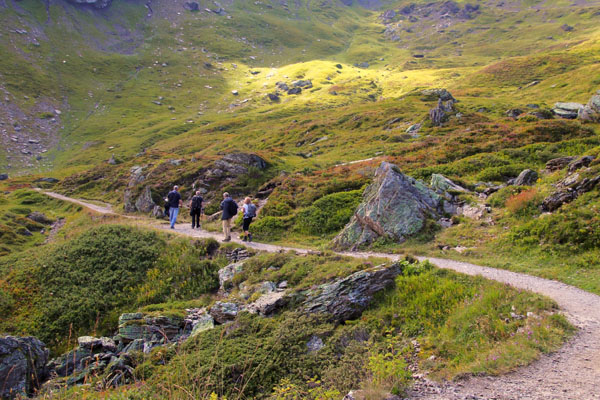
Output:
top-left (191, 211), bottom-right (201, 228)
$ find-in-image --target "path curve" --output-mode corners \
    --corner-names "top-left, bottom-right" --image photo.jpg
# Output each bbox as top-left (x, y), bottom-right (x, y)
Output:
top-left (41, 192), bottom-right (600, 399)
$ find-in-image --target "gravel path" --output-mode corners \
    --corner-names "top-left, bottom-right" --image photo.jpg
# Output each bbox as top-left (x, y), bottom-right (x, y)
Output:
top-left (41, 192), bottom-right (600, 399)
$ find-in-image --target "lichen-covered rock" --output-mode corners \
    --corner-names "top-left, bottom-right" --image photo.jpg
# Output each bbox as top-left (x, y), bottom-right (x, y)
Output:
top-left (190, 314), bottom-right (215, 337)
top-left (209, 302), bottom-right (239, 324)
top-left (513, 169), bottom-right (538, 186)
top-left (245, 291), bottom-right (288, 316)
top-left (542, 176), bottom-right (600, 211)
top-left (430, 174), bottom-right (468, 194)
top-left (218, 261), bottom-right (245, 290)
top-left (0, 336), bottom-right (49, 399)
top-left (333, 162), bottom-right (443, 250)
top-left (300, 263), bottom-right (403, 323)
top-left (134, 186), bottom-right (156, 213)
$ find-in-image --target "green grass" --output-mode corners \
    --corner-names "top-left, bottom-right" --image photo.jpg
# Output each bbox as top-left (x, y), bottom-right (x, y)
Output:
top-left (43, 259), bottom-right (571, 399)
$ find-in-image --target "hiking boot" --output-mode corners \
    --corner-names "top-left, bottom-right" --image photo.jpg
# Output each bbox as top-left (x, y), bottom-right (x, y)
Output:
top-left (223, 237), bottom-right (231, 242)
top-left (248, 233), bottom-right (253, 242)
top-left (242, 235), bottom-right (248, 242)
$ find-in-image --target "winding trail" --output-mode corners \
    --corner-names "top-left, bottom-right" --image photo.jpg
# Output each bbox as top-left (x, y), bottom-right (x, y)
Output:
top-left (42, 192), bottom-right (600, 399)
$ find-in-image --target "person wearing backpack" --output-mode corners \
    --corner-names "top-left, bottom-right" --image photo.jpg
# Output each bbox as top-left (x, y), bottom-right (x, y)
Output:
top-left (220, 192), bottom-right (238, 242)
top-left (189, 190), bottom-right (204, 229)
top-left (167, 185), bottom-right (183, 229)
top-left (241, 197), bottom-right (257, 242)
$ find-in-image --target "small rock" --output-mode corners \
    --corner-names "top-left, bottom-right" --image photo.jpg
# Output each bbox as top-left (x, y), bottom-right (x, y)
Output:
top-left (306, 336), bottom-right (324, 353)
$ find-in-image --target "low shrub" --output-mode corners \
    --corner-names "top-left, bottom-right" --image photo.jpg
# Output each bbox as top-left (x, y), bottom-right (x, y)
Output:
top-left (295, 189), bottom-right (363, 235)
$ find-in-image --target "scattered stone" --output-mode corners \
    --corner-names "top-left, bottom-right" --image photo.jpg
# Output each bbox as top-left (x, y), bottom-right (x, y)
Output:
top-left (355, 62), bottom-right (370, 68)
top-left (513, 169), bottom-right (538, 186)
top-left (506, 108), bottom-right (523, 119)
top-left (459, 204), bottom-right (489, 220)
top-left (34, 177), bottom-right (59, 183)
top-left (231, 90), bottom-right (239, 96)
top-left (267, 93), bottom-right (280, 102)
top-left (276, 82), bottom-right (289, 91)
top-left (27, 211), bottom-right (53, 225)
top-left (183, 1), bottom-right (199, 11)
top-left (421, 88), bottom-right (456, 102)
top-left (0, 336), bottom-right (49, 399)
top-left (406, 123), bottom-right (422, 135)
top-left (336, 63), bottom-right (343, 69)
top-left (292, 80), bottom-right (312, 88)
top-left (561, 24), bottom-right (574, 32)
top-left (553, 102), bottom-right (583, 119)
top-left (306, 336), bottom-right (324, 353)
top-left (334, 162), bottom-right (445, 249)
top-left (0, 173), bottom-right (8, 181)
top-left (287, 87), bottom-right (302, 95)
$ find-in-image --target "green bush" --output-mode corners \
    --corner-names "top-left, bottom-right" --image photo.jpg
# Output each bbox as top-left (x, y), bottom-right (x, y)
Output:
top-left (252, 216), bottom-right (289, 240)
top-left (296, 189), bottom-right (362, 235)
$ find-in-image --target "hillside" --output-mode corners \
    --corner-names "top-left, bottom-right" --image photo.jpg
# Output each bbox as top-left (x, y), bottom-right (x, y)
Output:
top-left (1, 0), bottom-right (600, 399)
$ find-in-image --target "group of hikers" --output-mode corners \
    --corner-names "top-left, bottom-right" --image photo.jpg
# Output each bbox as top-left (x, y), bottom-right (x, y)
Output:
top-left (164, 185), bottom-right (257, 242)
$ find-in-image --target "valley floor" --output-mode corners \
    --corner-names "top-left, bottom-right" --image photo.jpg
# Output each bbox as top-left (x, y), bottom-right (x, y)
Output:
top-left (42, 191), bottom-right (600, 399)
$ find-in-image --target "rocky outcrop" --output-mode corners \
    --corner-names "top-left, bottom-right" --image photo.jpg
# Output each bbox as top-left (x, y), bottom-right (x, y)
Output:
top-left (429, 98), bottom-right (455, 126)
top-left (334, 162), bottom-right (444, 250)
top-left (542, 176), bottom-right (600, 212)
top-left (545, 157), bottom-right (577, 172)
top-left (300, 263), bottom-right (403, 323)
top-left (568, 156), bottom-right (594, 173)
top-left (513, 169), bottom-right (538, 186)
top-left (134, 186), bottom-right (156, 213)
top-left (553, 102), bottom-right (584, 119)
top-left (0, 336), bottom-right (49, 399)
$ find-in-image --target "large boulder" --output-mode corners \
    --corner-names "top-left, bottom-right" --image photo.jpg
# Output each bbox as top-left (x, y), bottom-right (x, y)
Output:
top-left (301, 263), bottom-right (403, 323)
top-left (553, 102), bottom-right (583, 119)
top-left (134, 186), bottom-right (156, 213)
top-left (334, 162), bottom-right (443, 250)
top-left (578, 91), bottom-right (600, 122)
top-left (513, 169), bottom-right (538, 186)
top-left (0, 336), bottom-right (49, 399)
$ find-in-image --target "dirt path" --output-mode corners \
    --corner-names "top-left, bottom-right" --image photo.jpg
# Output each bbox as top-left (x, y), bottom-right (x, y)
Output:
top-left (41, 192), bottom-right (600, 399)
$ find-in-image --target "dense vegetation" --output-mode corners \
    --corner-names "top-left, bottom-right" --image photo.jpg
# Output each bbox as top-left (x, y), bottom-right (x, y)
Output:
top-left (0, 225), bottom-right (225, 352)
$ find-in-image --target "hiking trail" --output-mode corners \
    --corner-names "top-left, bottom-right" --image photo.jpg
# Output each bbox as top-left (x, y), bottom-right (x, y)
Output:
top-left (41, 191), bottom-right (600, 400)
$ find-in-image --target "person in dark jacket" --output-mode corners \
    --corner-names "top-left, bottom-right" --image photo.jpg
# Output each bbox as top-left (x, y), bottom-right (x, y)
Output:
top-left (189, 191), bottom-right (203, 229)
top-left (241, 197), bottom-right (257, 242)
top-left (167, 185), bottom-right (182, 229)
top-left (220, 192), bottom-right (238, 242)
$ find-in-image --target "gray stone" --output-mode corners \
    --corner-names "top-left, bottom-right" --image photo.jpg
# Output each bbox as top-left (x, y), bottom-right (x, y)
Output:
top-left (34, 177), bottom-right (59, 184)
top-left (553, 102), bottom-right (583, 119)
top-left (542, 175), bottom-right (600, 211)
top-left (406, 123), bottom-right (422, 136)
top-left (306, 336), bottom-right (324, 353)
top-left (218, 261), bottom-right (245, 290)
top-left (430, 174), bottom-right (468, 194)
top-left (292, 80), bottom-right (312, 88)
top-left (429, 98), bottom-right (455, 126)
top-left (77, 336), bottom-right (116, 353)
top-left (134, 186), bottom-right (156, 213)
top-left (506, 108), bottom-right (523, 119)
top-left (287, 87), bottom-right (302, 95)
top-left (421, 88), bottom-right (456, 102)
top-left (183, 1), bottom-right (199, 11)
top-left (301, 263), bottom-right (403, 323)
top-left (513, 169), bottom-right (538, 186)
top-left (209, 302), bottom-right (239, 324)
top-left (245, 291), bottom-right (288, 316)
top-left (0, 174), bottom-right (7, 181)
top-left (546, 156), bottom-right (577, 172)
top-left (259, 281), bottom-right (276, 294)
top-left (190, 314), bottom-right (215, 337)
top-left (568, 156), bottom-right (594, 173)
top-left (0, 336), bottom-right (49, 399)
top-left (27, 211), bottom-right (53, 225)
top-left (333, 162), bottom-right (443, 250)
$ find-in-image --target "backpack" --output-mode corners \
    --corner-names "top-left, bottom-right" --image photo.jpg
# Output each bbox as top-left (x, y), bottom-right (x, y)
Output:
top-left (228, 199), bottom-right (238, 216)
top-left (246, 203), bottom-right (257, 218)
top-left (191, 196), bottom-right (203, 211)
